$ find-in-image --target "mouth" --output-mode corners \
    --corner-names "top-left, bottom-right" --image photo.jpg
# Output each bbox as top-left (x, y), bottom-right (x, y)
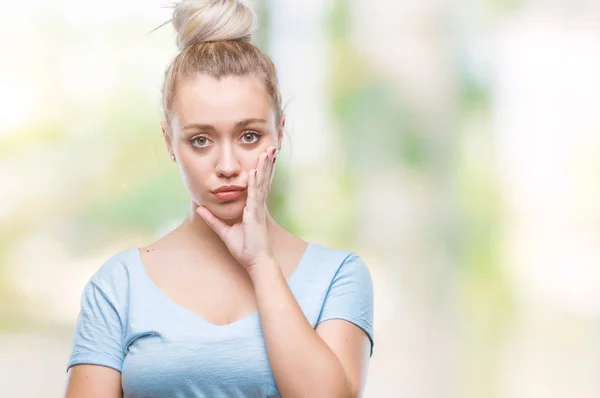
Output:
top-left (213, 190), bottom-right (245, 201)
top-left (212, 186), bottom-right (246, 201)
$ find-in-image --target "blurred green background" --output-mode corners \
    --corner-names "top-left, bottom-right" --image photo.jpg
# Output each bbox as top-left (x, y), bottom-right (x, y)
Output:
top-left (1, 0), bottom-right (599, 397)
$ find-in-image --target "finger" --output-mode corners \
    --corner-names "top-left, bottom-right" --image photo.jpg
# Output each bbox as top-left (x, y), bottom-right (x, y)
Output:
top-left (259, 147), bottom-right (275, 191)
top-left (256, 152), bottom-right (268, 190)
top-left (196, 206), bottom-right (229, 239)
top-left (267, 149), bottom-right (276, 191)
top-left (263, 147), bottom-right (274, 191)
top-left (246, 168), bottom-right (258, 213)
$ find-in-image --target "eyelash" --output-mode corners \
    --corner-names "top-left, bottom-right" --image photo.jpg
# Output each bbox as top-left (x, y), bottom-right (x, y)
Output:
top-left (241, 131), bottom-right (261, 144)
top-left (190, 131), bottom-right (262, 148)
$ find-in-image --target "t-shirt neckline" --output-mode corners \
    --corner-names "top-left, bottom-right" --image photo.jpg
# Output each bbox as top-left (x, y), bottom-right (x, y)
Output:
top-left (130, 242), bottom-right (314, 333)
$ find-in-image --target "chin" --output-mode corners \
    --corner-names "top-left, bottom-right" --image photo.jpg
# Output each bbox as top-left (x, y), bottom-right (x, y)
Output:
top-left (208, 200), bottom-right (245, 222)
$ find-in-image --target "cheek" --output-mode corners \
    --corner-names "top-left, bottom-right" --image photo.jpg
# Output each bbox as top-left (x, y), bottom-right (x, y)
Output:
top-left (241, 151), bottom-right (263, 171)
top-left (178, 156), bottom-right (210, 184)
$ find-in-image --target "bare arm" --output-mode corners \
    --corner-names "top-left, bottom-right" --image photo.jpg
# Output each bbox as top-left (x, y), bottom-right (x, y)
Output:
top-left (250, 258), bottom-right (371, 398)
top-left (65, 365), bottom-right (122, 398)
top-left (315, 319), bottom-right (372, 396)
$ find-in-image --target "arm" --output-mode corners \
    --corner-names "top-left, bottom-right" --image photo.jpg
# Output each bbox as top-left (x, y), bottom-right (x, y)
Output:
top-left (65, 281), bottom-right (126, 398)
top-left (315, 318), bottom-right (372, 396)
top-left (65, 365), bottom-right (122, 398)
top-left (250, 258), bottom-right (371, 398)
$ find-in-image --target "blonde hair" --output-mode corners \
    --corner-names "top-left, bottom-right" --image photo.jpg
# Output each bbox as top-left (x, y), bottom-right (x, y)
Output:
top-left (161, 0), bottom-right (282, 129)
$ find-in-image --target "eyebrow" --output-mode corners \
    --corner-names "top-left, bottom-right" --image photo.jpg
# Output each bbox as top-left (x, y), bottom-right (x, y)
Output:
top-left (182, 118), bottom-right (268, 132)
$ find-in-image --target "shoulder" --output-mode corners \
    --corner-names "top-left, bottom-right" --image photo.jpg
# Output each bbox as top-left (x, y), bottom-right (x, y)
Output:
top-left (313, 244), bottom-right (375, 354)
top-left (87, 247), bottom-right (139, 300)
top-left (307, 243), bottom-right (372, 283)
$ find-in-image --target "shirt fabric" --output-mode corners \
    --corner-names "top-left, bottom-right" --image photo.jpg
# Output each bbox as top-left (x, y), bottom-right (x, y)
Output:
top-left (67, 242), bottom-right (375, 397)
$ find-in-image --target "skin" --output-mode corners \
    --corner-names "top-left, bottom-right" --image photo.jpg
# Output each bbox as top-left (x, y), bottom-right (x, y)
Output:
top-left (65, 74), bottom-right (371, 398)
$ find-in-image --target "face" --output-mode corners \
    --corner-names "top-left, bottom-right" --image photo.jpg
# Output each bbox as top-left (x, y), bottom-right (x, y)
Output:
top-left (163, 74), bottom-right (283, 221)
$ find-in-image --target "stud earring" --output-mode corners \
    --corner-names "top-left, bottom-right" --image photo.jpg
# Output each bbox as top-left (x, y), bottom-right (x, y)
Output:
top-left (170, 154), bottom-right (175, 161)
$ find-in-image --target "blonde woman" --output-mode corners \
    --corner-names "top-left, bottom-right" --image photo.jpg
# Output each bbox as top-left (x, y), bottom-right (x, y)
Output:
top-left (65, 1), bottom-right (374, 397)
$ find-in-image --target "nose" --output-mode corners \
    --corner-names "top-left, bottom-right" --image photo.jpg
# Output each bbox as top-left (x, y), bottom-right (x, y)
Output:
top-left (214, 142), bottom-right (240, 178)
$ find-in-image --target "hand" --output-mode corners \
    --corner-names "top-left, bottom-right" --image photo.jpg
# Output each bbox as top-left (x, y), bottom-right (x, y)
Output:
top-left (196, 146), bottom-right (277, 272)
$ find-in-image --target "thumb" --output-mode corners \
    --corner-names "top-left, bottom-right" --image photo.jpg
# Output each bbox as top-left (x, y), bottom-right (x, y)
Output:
top-left (196, 206), bottom-right (229, 239)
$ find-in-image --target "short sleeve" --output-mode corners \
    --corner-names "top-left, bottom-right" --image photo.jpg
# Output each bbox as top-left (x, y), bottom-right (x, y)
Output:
top-left (67, 281), bottom-right (125, 373)
top-left (316, 254), bottom-right (375, 357)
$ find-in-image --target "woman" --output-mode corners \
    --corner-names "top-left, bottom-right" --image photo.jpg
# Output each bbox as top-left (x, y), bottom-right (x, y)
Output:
top-left (65, 1), bottom-right (374, 397)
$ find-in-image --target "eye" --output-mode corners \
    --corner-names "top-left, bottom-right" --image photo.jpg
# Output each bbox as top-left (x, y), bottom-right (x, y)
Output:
top-left (240, 131), bottom-right (260, 144)
top-left (191, 136), bottom-right (211, 148)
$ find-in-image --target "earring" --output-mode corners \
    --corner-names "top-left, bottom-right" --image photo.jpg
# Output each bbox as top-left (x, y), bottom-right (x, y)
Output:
top-left (170, 154), bottom-right (175, 161)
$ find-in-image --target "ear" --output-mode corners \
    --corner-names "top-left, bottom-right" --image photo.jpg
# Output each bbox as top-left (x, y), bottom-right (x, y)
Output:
top-left (277, 116), bottom-right (285, 151)
top-left (161, 121), bottom-right (175, 159)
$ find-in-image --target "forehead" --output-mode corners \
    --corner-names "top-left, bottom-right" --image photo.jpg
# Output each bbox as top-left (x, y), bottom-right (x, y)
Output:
top-left (172, 74), bottom-right (275, 128)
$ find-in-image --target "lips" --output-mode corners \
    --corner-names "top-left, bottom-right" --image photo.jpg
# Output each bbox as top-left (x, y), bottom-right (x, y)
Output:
top-left (212, 185), bottom-right (246, 201)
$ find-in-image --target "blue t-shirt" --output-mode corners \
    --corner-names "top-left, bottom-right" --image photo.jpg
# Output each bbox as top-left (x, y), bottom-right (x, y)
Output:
top-left (67, 242), bottom-right (374, 397)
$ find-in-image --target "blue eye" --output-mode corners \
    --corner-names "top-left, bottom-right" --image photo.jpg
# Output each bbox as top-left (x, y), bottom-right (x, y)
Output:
top-left (241, 131), bottom-right (260, 144)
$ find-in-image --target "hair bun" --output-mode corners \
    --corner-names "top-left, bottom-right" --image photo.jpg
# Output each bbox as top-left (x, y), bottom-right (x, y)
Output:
top-left (172, 0), bottom-right (257, 50)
